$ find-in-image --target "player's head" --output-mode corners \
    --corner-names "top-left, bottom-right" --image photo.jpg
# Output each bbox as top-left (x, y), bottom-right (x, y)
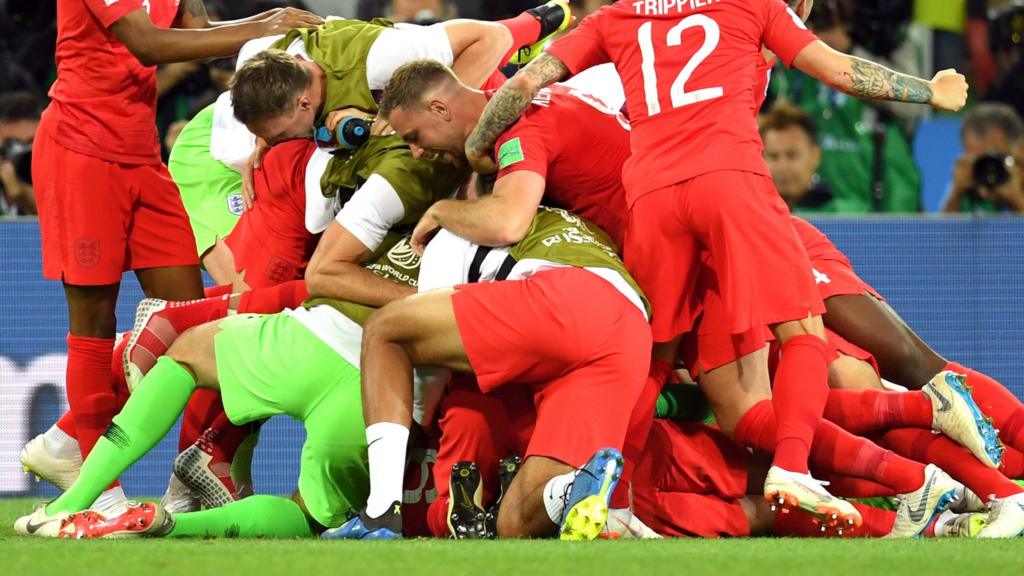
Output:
top-left (380, 59), bottom-right (472, 164)
top-left (760, 102), bottom-right (821, 204)
top-left (231, 49), bottom-right (317, 145)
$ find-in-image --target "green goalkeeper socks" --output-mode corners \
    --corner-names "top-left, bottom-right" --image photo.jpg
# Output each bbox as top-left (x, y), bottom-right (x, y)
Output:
top-left (47, 357), bottom-right (197, 515)
top-left (167, 495), bottom-right (313, 538)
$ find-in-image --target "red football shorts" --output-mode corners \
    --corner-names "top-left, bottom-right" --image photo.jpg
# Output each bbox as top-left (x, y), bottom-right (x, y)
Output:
top-left (624, 170), bottom-right (825, 342)
top-left (223, 212), bottom-right (317, 289)
top-left (452, 266), bottom-right (652, 467)
top-left (33, 110), bottom-right (198, 285)
top-left (810, 256), bottom-right (884, 302)
top-left (426, 376), bottom-right (536, 537)
top-left (632, 420), bottom-right (751, 538)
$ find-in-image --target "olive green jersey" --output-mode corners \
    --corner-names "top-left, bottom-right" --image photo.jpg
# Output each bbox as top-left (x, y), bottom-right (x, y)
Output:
top-left (420, 207), bottom-right (650, 318)
top-left (273, 18), bottom-right (393, 119)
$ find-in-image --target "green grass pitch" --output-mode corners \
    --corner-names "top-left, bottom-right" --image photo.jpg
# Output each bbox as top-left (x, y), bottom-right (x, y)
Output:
top-left (1, 498), bottom-right (1021, 576)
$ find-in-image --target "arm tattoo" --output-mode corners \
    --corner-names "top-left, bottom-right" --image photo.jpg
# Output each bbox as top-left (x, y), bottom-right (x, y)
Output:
top-left (846, 57), bottom-right (932, 104)
top-left (466, 54), bottom-right (570, 157)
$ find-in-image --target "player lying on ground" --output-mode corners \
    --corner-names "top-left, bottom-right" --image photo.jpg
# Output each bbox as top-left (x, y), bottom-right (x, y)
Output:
top-left (14, 237), bottom-right (430, 539)
top-left (325, 207), bottom-right (651, 541)
top-left (462, 0), bottom-right (969, 528)
top-left (632, 418), bottom-right (989, 539)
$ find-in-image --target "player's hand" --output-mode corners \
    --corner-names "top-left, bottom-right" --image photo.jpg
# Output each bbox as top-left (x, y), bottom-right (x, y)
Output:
top-left (465, 145), bottom-right (497, 175)
top-left (411, 207), bottom-right (442, 256)
top-left (242, 139), bottom-right (270, 211)
top-left (324, 107), bottom-right (373, 134)
top-left (258, 7), bottom-right (324, 37)
top-left (929, 69), bottom-right (968, 112)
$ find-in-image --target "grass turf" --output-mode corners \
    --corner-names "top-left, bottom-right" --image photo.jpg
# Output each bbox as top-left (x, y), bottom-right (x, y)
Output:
top-left (1, 498), bottom-right (1021, 576)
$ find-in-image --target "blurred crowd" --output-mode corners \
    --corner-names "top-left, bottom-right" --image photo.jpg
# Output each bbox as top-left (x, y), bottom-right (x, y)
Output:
top-left (1, 0), bottom-right (1022, 217)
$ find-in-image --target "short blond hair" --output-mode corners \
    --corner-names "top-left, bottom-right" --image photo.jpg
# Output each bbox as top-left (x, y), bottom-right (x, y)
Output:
top-left (379, 59), bottom-right (459, 118)
top-left (230, 49), bottom-right (312, 124)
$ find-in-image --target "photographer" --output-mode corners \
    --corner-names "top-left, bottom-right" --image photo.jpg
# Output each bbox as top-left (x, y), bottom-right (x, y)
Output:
top-left (0, 91), bottom-right (42, 216)
top-left (942, 103), bottom-right (1024, 214)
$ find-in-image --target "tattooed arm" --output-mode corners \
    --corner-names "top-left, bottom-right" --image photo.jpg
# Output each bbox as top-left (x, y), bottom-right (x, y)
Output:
top-left (793, 40), bottom-right (968, 112)
top-left (464, 53), bottom-right (570, 173)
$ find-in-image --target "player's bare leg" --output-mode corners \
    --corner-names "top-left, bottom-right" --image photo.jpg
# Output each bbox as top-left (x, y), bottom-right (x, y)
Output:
top-left (135, 264), bottom-right (205, 301)
top-left (200, 239), bottom-right (249, 292)
top-left (822, 294), bottom-right (946, 388)
top-left (494, 456), bottom-right (574, 538)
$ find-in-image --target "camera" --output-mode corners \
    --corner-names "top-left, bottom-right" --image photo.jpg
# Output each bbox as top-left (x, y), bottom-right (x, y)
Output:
top-left (972, 152), bottom-right (1014, 188)
top-left (0, 138), bottom-right (32, 185)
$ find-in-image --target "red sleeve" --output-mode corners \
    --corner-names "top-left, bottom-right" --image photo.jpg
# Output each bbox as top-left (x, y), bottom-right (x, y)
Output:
top-left (545, 7), bottom-right (610, 75)
top-left (494, 118), bottom-right (552, 181)
top-left (85, 0), bottom-right (148, 28)
top-left (760, 0), bottom-right (818, 67)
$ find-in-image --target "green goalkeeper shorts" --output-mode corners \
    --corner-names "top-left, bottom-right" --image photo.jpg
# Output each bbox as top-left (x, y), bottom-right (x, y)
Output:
top-left (214, 312), bottom-right (369, 528)
top-left (168, 104), bottom-right (244, 259)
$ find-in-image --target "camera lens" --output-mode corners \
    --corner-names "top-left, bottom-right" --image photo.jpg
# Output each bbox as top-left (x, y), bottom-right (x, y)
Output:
top-left (972, 153), bottom-right (1011, 188)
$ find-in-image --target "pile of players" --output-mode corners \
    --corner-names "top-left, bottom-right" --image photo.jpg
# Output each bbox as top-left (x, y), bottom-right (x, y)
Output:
top-left (14, 0), bottom-right (1024, 541)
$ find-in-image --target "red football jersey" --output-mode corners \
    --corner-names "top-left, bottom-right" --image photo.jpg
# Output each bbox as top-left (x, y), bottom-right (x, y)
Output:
top-left (48, 0), bottom-right (180, 165)
top-left (492, 84), bottom-right (631, 247)
top-left (789, 215), bottom-right (848, 265)
top-left (546, 0), bottom-right (817, 204)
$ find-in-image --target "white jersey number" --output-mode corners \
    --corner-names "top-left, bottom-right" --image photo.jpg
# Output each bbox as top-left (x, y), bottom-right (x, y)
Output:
top-left (638, 14), bottom-right (724, 117)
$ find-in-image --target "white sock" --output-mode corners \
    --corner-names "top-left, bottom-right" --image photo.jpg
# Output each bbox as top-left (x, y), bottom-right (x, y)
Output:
top-left (542, 471), bottom-right (577, 524)
top-left (43, 424), bottom-right (81, 460)
top-left (91, 485), bottom-right (127, 515)
top-left (364, 422), bottom-right (409, 518)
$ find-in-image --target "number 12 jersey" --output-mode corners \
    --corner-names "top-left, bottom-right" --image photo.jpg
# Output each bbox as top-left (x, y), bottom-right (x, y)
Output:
top-left (547, 0), bottom-right (818, 204)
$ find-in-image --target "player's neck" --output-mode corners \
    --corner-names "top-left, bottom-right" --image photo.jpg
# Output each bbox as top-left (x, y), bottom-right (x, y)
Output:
top-left (462, 90), bottom-right (488, 139)
top-left (306, 61), bottom-right (328, 114)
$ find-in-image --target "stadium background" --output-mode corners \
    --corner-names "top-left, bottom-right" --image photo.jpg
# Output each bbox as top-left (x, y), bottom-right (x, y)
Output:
top-left (1, 0), bottom-right (1024, 501)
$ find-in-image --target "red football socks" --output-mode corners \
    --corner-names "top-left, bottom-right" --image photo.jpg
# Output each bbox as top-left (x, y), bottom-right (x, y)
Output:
top-left (495, 12), bottom-right (542, 62)
top-left (612, 358), bottom-right (670, 509)
top-left (237, 280), bottom-right (309, 314)
top-left (56, 410), bottom-right (77, 439)
top-left (65, 334), bottom-right (117, 458)
top-left (771, 335), bottom-right (829, 474)
top-left (876, 428), bottom-right (1023, 502)
top-left (734, 399), bottom-right (925, 494)
top-left (823, 388), bottom-right (933, 434)
top-left (178, 389), bottom-right (224, 452)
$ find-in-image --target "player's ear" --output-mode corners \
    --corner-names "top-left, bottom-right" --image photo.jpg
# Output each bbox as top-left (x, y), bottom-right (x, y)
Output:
top-left (427, 99), bottom-right (450, 121)
top-left (296, 95), bottom-right (312, 112)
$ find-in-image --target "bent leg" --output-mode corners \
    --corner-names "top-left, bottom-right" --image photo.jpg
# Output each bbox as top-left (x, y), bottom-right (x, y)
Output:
top-left (823, 294), bottom-right (946, 389)
top-left (494, 455), bottom-right (574, 538)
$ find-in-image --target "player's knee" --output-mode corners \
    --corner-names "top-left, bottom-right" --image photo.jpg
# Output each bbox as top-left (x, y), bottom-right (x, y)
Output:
top-left (363, 303), bottom-right (411, 347)
top-left (166, 322), bottom-right (215, 369)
